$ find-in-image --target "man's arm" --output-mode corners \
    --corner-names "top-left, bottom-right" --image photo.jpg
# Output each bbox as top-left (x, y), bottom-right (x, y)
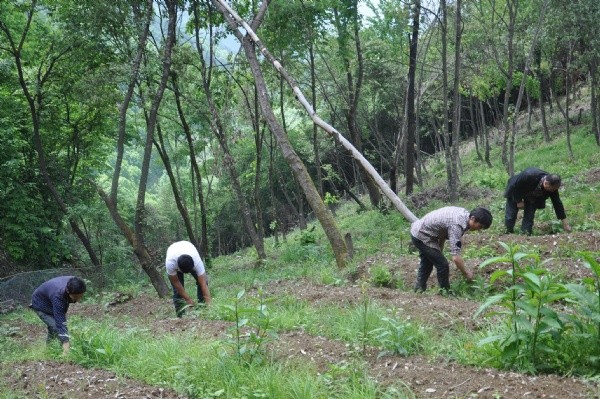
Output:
top-left (549, 191), bottom-right (570, 231)
top-left (452, 254), bottom-right (473, 281)
top-left (168, 274), bottom-right (194, 305)
top-left (196, 274), bottom-right (211, 304)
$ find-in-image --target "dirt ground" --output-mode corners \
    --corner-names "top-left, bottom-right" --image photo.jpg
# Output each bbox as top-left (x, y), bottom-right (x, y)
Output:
top-left (2, 231), bottom-right (600, 398)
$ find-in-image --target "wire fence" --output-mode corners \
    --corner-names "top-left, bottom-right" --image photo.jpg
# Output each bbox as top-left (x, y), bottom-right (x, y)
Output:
top-left (0, 265), bottom-right (112, 312)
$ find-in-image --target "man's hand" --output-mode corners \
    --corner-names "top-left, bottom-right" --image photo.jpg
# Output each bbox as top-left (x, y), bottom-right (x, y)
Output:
top-left (517, 201), bottom-right (525, 209)
top-left (464, 268), bottom-right (474, 282)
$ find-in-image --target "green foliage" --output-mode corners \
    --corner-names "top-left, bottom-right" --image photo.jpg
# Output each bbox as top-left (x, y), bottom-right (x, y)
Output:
top-left (70, 320), bottom-right (141, 367)
top-left (370, 316), bottom-right (423, 358)
top-left (221, 289), bottom-right (278, 366)
top-left (563, 253), bottom-right (600, 355)
top-left (476, 242), bottom-right (569, 372)
top-left (369, 264), bottom-right (395, 288)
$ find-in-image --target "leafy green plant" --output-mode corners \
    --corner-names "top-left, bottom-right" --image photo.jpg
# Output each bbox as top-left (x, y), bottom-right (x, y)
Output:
top-left (563, 252), bottom-right (600, 346)
top-left (476, 242), bottom-right (568, 372)
top-left (359, 283), bottom-right (371, 356)
top-left (370, 316), bottom-right (422, 358)
top-left (222, 289), bottom-right (277, 366)
top-left (70, 322), bottom-right (139, 367)
top-left (369, 264), bottom-right (394, 288)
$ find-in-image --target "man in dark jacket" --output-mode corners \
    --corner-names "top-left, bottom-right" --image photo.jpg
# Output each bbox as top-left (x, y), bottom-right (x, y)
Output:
top-left (504, 167), bottom-right (571, 235)
top-left (30, 276), bottom-right (86, 355)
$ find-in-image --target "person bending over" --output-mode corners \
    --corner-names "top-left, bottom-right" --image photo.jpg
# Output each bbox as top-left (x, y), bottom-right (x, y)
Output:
top-left (30, 276), bottom-right (86, 355)
top-left (410, 206), bottom-right (493, 293)
top-left (165, 240), bottom-right (211, 317)
top-left (504, 167), bottom-right (571, 235)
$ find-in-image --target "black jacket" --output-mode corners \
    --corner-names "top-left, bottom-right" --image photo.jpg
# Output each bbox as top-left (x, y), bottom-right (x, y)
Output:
top-left (504, 167), bottom-right (567, 220)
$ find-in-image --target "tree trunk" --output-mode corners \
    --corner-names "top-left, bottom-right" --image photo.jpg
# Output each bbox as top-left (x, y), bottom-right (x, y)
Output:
top-left (479, 101), bottom-right (493, 167)
top-left (171, 71), bottom-right (210, 259)
top-left (193, 2), bottom-right (266, 261)
top-left (405, 0), bottom-right (420, 195)
top-left (508, 0), bottom-right (549, 176)
top-left (450, 0), bottom-right (463, 200)
top-left (500, 0), bottom-right (517, 173)
top-left (153, 121), bottom-right (199, 248)
top-left (590, 60), bottom-right (600, 146)
top-left (536, 43), bottom-right (551, 142)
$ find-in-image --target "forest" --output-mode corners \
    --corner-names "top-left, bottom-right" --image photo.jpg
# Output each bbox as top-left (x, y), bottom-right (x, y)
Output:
top-left (1, 0), bottom-right (600, 397)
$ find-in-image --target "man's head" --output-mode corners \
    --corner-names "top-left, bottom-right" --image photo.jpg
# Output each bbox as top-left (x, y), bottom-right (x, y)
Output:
top-left (543, 174), bottom-right (561, 192)
top-left (177, 254), bottom-right (195, 273)
top-left (468, 207), bottom-right (493, 231)
top-left (66, 277), bottom-right (86, 303)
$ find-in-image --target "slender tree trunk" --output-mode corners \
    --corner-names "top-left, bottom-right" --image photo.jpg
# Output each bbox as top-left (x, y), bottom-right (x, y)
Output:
top-left (479, 101), bottom-right (493, 167)
top-left (440, 0), bottom-right (455, 199)
top-left (536, 44), bottom-right (551, 142)
top-left (470, 94), bottom-right (483, 162)
top-left (405, 0), bottom-right (420, 195)
top-left (153, 122), bottom-right (198, 248)
top-left (565, 43), bottom-right (574, 160)
top-left (450, 0), bottom-right (462, 200)
top-left (500, 0), bottom-right (517, 173)
top-left (333, 2), bottom-right (382, 207)
top-left (171, 72), bottom-right (210, 259)
top-left (590, 60), bottom-right (600, 146)
top-left (194, 2), bottom-right (266, 261)
top-left (508, 0), bottom-right (549, 176)
top-left (309, 42), bottom-right (324, 197)
top-left (132, 0), bottom-right (178, 296)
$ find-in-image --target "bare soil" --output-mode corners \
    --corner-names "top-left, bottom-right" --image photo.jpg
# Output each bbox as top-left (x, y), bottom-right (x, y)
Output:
top-left (2, 231), bottom-right (600, 398)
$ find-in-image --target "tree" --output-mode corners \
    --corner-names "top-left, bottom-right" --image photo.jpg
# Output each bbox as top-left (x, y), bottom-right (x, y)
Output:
top-left (0, 0), bottom-right (101, 268)
top-left (211, 0), bottom-right (417, 224)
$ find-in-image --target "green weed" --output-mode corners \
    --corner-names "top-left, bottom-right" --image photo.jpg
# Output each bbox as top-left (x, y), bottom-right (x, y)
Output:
top-left (476, 242), bottom-right (568, 372)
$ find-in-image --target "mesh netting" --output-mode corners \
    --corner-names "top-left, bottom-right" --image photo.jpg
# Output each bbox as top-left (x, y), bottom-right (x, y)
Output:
top-left (0, 266), bottom-right (107, 310)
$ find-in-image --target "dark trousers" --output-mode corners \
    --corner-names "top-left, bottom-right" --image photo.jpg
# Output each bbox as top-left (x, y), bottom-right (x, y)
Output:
top-left (171, 270), bottom-right (206, 317)
top-left (411, 235), bottom-right (450, 292)
top-left (33, 309), bottom-right (59, 344)
top-left (505, 199), bottom-right (536, 235)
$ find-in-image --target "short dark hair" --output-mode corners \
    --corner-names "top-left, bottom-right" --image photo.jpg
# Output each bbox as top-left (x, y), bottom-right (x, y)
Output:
top-left (545, 174), bottom-right (561, 187)
top-left (177, 254), bottom-right (195, 273)
top-left (67, 277), bottom-right (86, 294)
top-left (470, 207), bottom-right (493, 229)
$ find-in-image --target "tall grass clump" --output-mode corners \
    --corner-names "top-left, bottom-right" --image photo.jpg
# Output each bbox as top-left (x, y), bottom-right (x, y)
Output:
top-left (69, 318), bottom-right (142, 368)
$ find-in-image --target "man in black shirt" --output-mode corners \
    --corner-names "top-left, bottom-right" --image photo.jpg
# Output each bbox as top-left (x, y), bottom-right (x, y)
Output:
top-left (504, 167), bottom-right (571, 235)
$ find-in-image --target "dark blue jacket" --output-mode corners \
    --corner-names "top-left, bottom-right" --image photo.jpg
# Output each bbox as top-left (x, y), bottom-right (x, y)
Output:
top-left (30, 276), bottom-right (74, 343)
top-left (504, 167), bottom-right (567, 220)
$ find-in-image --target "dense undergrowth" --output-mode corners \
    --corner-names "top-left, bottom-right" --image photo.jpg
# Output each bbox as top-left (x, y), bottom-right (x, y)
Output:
top-left (1, 97), bottom-right (600, 397)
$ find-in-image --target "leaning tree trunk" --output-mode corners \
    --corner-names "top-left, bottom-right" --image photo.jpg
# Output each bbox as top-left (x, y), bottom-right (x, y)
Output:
top-left (212, 0), bottom-right (418, 224)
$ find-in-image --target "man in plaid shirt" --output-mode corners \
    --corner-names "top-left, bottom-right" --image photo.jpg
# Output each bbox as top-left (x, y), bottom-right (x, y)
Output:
top-left (410, 206), bottom-right (493, 293)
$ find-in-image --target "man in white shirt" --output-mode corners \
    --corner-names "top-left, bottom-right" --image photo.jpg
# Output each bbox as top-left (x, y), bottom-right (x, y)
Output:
top-left (165, 240), bottom-right (211, 317)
